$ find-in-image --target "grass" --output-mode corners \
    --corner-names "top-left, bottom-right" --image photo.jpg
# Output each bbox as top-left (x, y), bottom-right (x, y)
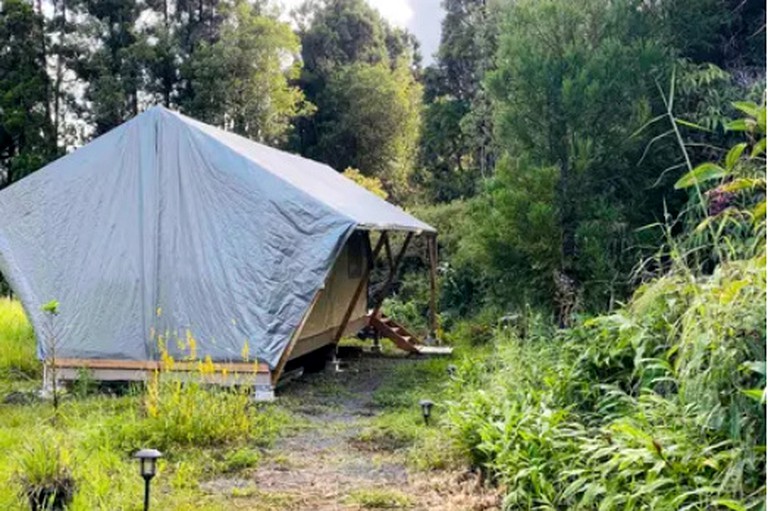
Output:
top-left (0, 390), bottom-right (292, 510)
top-left (0, 297), bottom-right (38, 379)
top-left (0, 298), bottom-right (296, 510)
top-left (344, 487), bottom-right (413, 509)
top-left (0, 299), bottom-right (472, 509)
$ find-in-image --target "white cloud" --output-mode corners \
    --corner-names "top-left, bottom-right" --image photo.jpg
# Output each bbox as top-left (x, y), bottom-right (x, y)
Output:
top-left (277, 0), bottom-right (413, 28)
top-left (276, 0), bottom-right (442, 64)
top-left (368, 0), bottom-right (413, 27)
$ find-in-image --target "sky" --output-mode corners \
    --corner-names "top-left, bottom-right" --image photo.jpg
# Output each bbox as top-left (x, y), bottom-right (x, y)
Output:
top-left (278, 0), bottom-right (445, 64)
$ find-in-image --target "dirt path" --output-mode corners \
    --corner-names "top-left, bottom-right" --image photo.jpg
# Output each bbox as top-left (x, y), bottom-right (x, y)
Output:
top-left (203, 355), bottom-right (500, 510)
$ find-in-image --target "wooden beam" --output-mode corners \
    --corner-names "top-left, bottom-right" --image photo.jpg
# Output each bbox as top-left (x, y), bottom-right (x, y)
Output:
top-left (52, 358), bottom-right (270, 373)
top-left (383, 232), bottom-right (393, 269)
top-left (370, 232), bottom-right (413, 319)
top-left (428, 234), bottom-right (439, 336)
top-left (331, 232), bottom-right (387, 346)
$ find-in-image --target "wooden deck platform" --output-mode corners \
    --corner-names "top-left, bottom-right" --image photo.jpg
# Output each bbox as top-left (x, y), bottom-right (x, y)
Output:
top-left (48, 358), bottom-right (273, 393)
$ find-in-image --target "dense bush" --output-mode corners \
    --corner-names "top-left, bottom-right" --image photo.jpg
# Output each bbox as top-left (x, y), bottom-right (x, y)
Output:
top-left (442, 105), bottom-right (766, 509)
top-left (446, 254), bottom-right (765, 509)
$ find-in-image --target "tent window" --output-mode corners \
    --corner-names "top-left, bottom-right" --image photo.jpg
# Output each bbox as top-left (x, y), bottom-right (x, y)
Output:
top-left (347, 232), bottom-right (364, 279)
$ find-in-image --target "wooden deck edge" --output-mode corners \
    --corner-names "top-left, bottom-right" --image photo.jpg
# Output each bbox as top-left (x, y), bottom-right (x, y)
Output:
top-left (51, 358), bottom-right (270, 374)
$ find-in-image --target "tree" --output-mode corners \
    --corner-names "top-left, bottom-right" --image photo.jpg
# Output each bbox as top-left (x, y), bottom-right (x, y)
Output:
top-left (416, 0), bottom-right (498, 202)
top-left (313, 61), bottom-right (422, 199)
top-left (70, 0), bottom-right (145, 135)
top-left (416, 96), bottom-right (473, 201)
top-left (183, 1), bottom-right (309, 145)
top-left (298, 0), bottom-right (392, 76)
top-left (480, 0), bottom-right (671, 315)
top-left (0, 0), bottom-right (57, 189)
top-left (462, 156), bottom-right (560, 307)
top-left (293, 0), bottom-right (421, 200)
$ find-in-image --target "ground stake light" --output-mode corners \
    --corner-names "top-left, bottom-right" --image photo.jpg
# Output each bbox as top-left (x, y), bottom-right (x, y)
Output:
top-left (419, 399), bottom-right (434, 425)
top-left (134, 448), bottom-right (162, 511)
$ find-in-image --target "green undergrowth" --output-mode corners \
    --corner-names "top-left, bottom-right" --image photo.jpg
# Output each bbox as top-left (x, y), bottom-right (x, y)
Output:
top-left (344, 487), bottom-right (413, 508)
top-left (0, 333), bottom-right (293, 511)
top-left (0, 297), bottom-right (39, 379)
top-left (443, 254), bottom-right (766, 509)
top-left (436, 100), bottom-right (768, 510)
top-left (354, 356), bottom-right (468, 472)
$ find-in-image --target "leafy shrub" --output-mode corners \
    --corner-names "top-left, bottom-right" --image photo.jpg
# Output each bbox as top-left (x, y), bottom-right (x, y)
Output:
top-left (445, 318), bottom-right (493, 347)
top-left (381, 295), bottom-right (428, 337)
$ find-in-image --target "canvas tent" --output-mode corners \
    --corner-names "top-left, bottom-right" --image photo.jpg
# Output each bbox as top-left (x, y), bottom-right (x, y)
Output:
top-left (0, 106), bottom-right (437, 396)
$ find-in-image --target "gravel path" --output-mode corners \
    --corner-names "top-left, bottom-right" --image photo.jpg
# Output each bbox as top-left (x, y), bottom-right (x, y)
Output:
top-left (203, 355), bottom-right (500, 510)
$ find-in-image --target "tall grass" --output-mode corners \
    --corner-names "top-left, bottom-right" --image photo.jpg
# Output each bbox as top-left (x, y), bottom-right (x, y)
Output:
top-left (0, 297), bottom-right (39, 378)
top-left (113, 373), bottom-right (287, 452)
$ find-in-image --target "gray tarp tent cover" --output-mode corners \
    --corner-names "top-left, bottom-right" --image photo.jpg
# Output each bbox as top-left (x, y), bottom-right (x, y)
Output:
top-left (0, 106), bottom-right (434, 368)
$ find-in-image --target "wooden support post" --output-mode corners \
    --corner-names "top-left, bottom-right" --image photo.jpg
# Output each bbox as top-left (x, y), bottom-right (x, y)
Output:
top-left (331, 232), bottom-right (387, 346)
top-left (370, 232), bottom-right (413, 319)
top-left (383, 233), bottom-right (393, 269)
top-left (427, 234), bottom-right (438, 337)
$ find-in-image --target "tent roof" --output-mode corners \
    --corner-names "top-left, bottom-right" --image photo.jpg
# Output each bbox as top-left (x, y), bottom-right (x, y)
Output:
top-left (163, 107), bottom-right (435, 234)
top-left (0, 107), bottom-right (434, 369)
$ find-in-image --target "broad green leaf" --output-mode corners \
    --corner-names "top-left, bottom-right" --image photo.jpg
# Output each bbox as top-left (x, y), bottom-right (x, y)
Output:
top-left (751, 137), bottom-right (766, 158)
top-left (732, 101), bottom-right (760, 119)
top-left (724, 143), bottom-right (747, 170)
top-left (720, 178), bottom-right (765, 193)
top-left (674, 162), bottom-right (726, 189)
top-left (742, 361), bottom-right (767, 376)
top-left (714, 498), bottom-right (747, 511)
top-left (752, 200), bottom-right (766, 222)
top-left (719, 279), bottom-right (747, 304)
top-left (725, 119), bottom-right (752, 132)
top-left (740, 388), bottom-right (765, 402)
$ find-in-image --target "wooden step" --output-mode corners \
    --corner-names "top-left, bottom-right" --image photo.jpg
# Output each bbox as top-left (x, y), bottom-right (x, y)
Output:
top-left (365, 313), bottom-right (454, 356)
top-left (416, 345), bottom-right (453, 356)
top-left (367, 314), bottom-right (420, 354)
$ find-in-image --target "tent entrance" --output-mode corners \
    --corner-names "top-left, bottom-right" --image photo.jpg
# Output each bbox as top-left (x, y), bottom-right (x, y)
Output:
top-left (272, 229), bottom-right (448, 384)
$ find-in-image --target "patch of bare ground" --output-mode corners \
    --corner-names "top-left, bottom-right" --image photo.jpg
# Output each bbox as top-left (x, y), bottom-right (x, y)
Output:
top-left (202, 355), bottom-right (501, 510)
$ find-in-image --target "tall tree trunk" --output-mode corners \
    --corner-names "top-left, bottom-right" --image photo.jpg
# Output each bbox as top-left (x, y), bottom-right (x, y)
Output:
top-left (36, 0), bottom-right (52, 142)
top-left (52, 0), bottom-right (67, 148)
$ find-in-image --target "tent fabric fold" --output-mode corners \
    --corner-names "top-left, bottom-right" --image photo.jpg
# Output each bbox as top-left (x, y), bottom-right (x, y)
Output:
top-left (0, 106), bottom-right (434, 368)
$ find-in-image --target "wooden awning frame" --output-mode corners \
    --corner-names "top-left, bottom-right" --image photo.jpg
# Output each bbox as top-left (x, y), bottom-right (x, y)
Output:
top-left (272, 229), bottom-right (438, 385)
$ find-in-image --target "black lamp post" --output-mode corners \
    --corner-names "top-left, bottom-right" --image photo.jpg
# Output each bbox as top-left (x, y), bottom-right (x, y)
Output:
top-left (419, 399), bottom-right (434, 425)
top-left (134, 448), bottom-right (162, 511)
